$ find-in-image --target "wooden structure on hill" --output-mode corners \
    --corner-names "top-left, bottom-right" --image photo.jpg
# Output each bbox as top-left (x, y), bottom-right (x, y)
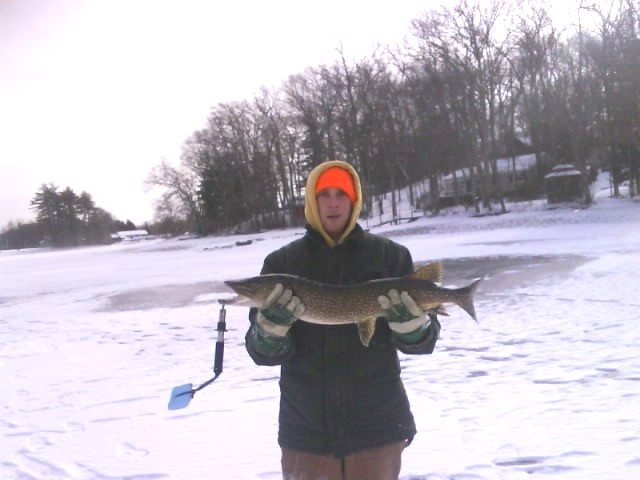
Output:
top-left (544, 164), bottom-right (583, 203)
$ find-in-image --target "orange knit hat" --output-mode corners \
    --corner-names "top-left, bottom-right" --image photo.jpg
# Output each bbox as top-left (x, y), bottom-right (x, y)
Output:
top-left (315, 167), bottom-right (357, 203)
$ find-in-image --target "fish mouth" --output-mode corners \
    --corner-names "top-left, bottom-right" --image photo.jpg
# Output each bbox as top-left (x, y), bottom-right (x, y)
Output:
top-left (224, 280), bottom-right (255, 298)
top-left (222, 294), bottom-right (251, 306)
top-left (223, 280), bottom-right (254, 306)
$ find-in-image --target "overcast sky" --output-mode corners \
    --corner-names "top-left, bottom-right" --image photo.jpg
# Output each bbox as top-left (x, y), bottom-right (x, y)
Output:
top-left (0, 0), bottom-right (454, 227)
top-left (1, 0), bottom-right (588, 229)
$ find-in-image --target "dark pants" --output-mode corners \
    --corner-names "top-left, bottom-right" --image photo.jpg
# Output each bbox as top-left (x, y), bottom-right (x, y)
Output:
top-left (281, 441), bottom-right (406, 480)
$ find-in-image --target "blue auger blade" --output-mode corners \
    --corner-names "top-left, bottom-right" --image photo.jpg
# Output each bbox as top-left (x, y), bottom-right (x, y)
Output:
top-left (168, 383), bottom-right (194, 410)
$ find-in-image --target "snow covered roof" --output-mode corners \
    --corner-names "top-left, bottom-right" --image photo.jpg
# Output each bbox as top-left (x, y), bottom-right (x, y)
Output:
top-left (110, 230), bottom-right (150, 241)
top-left (116, 229), bottom-right (149, 237)
top-left (544, 164), bottom-right (582, 178)
top-left (442, 153), bottom-right (538, 180)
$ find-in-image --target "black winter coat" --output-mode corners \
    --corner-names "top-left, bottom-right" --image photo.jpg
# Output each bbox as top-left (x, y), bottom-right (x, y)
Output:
top-left (245, 224), bottom-right (439, 457)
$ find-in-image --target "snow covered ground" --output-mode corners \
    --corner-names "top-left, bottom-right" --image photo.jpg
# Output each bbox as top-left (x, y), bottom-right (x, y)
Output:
top-left (1, 176), bottom-right (639, 479)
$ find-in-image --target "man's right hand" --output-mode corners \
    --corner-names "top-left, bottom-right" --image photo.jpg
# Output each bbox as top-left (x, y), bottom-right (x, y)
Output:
top-left (256, 283), bottom-right (306, 337)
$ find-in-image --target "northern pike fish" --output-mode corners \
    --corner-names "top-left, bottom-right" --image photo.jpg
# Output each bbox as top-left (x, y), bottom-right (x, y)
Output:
top-left (224, 262), bottom-right (481, 347)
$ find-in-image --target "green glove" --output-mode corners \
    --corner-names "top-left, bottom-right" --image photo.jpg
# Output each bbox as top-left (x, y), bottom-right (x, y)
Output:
top-left (255, 283), bottom-right (305, 338)
top-left (378, 289), bottom-right (431, 344)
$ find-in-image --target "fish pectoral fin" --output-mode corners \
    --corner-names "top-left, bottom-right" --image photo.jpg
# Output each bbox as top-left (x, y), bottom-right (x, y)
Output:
top-left (434, 305), bottom-right (450, 316)
top-left (357, 318), bottom-right (377, 347)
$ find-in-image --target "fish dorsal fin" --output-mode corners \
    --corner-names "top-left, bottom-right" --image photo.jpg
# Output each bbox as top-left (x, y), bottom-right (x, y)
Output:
top-left (409, 261), bottom-right (443, 284)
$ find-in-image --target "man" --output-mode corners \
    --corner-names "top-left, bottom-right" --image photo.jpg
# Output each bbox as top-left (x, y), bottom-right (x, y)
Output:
top-left (245, 160), bottom-right (441, 480)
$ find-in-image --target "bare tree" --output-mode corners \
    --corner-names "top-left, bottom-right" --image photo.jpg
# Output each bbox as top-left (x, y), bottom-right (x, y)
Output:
top-left (582, 0), bottom-right (640, 197)
top-left (411, 0), bottom-right (517, 213)
top-left (145, 157), bottom-right (204, 234)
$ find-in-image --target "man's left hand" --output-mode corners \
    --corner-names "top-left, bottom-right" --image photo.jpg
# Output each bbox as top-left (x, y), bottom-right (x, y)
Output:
top-left (378, 289), bottom-right (431, 339)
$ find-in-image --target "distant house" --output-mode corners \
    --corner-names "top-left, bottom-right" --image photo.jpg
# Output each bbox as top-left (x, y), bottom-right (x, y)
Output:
top-left (109, 229), bottom-right (150, 242)
top-left (414, 135), bottom-right (553, 209)
top-left (437, 153), bottom-right (545, 206)
top-left (544, 164), bottom-right (583, 203)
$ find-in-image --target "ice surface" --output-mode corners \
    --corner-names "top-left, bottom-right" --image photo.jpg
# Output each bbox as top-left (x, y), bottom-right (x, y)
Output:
top-left (1, 176), bottom-right (639, 479)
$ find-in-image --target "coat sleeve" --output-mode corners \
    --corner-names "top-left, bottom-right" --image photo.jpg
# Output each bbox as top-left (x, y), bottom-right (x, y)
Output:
top-left (244, 250), bottom-right (296, 366)
top-left (394, 313), bottom-right (441, 354)
top-left (388, 243), bottom-right (441, 355)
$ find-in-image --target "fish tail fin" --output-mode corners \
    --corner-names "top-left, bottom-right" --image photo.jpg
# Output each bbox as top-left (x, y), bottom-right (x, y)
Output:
top-left (457, 278), bottom-right (482, 322)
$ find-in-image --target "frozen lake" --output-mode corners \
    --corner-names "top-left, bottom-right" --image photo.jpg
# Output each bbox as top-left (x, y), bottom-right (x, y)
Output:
top-left (1, 193), bottom-right (640, 479)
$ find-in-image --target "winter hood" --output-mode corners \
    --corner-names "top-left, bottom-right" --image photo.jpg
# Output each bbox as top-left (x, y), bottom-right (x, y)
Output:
top-left (304, 160), bottom-right (363, 247)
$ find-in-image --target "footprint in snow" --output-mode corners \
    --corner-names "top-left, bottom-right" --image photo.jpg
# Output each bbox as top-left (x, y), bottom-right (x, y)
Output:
top-left (118, 442), bottom-right (150, 456)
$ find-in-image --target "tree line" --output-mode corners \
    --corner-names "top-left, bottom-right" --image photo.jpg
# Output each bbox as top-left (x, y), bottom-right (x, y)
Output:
top-left (147, 0), bottom-right (639, 235)
top-left (1, 184), bottom-right (138, 250)
top-left (3, 0), bottom-right (638, 249)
